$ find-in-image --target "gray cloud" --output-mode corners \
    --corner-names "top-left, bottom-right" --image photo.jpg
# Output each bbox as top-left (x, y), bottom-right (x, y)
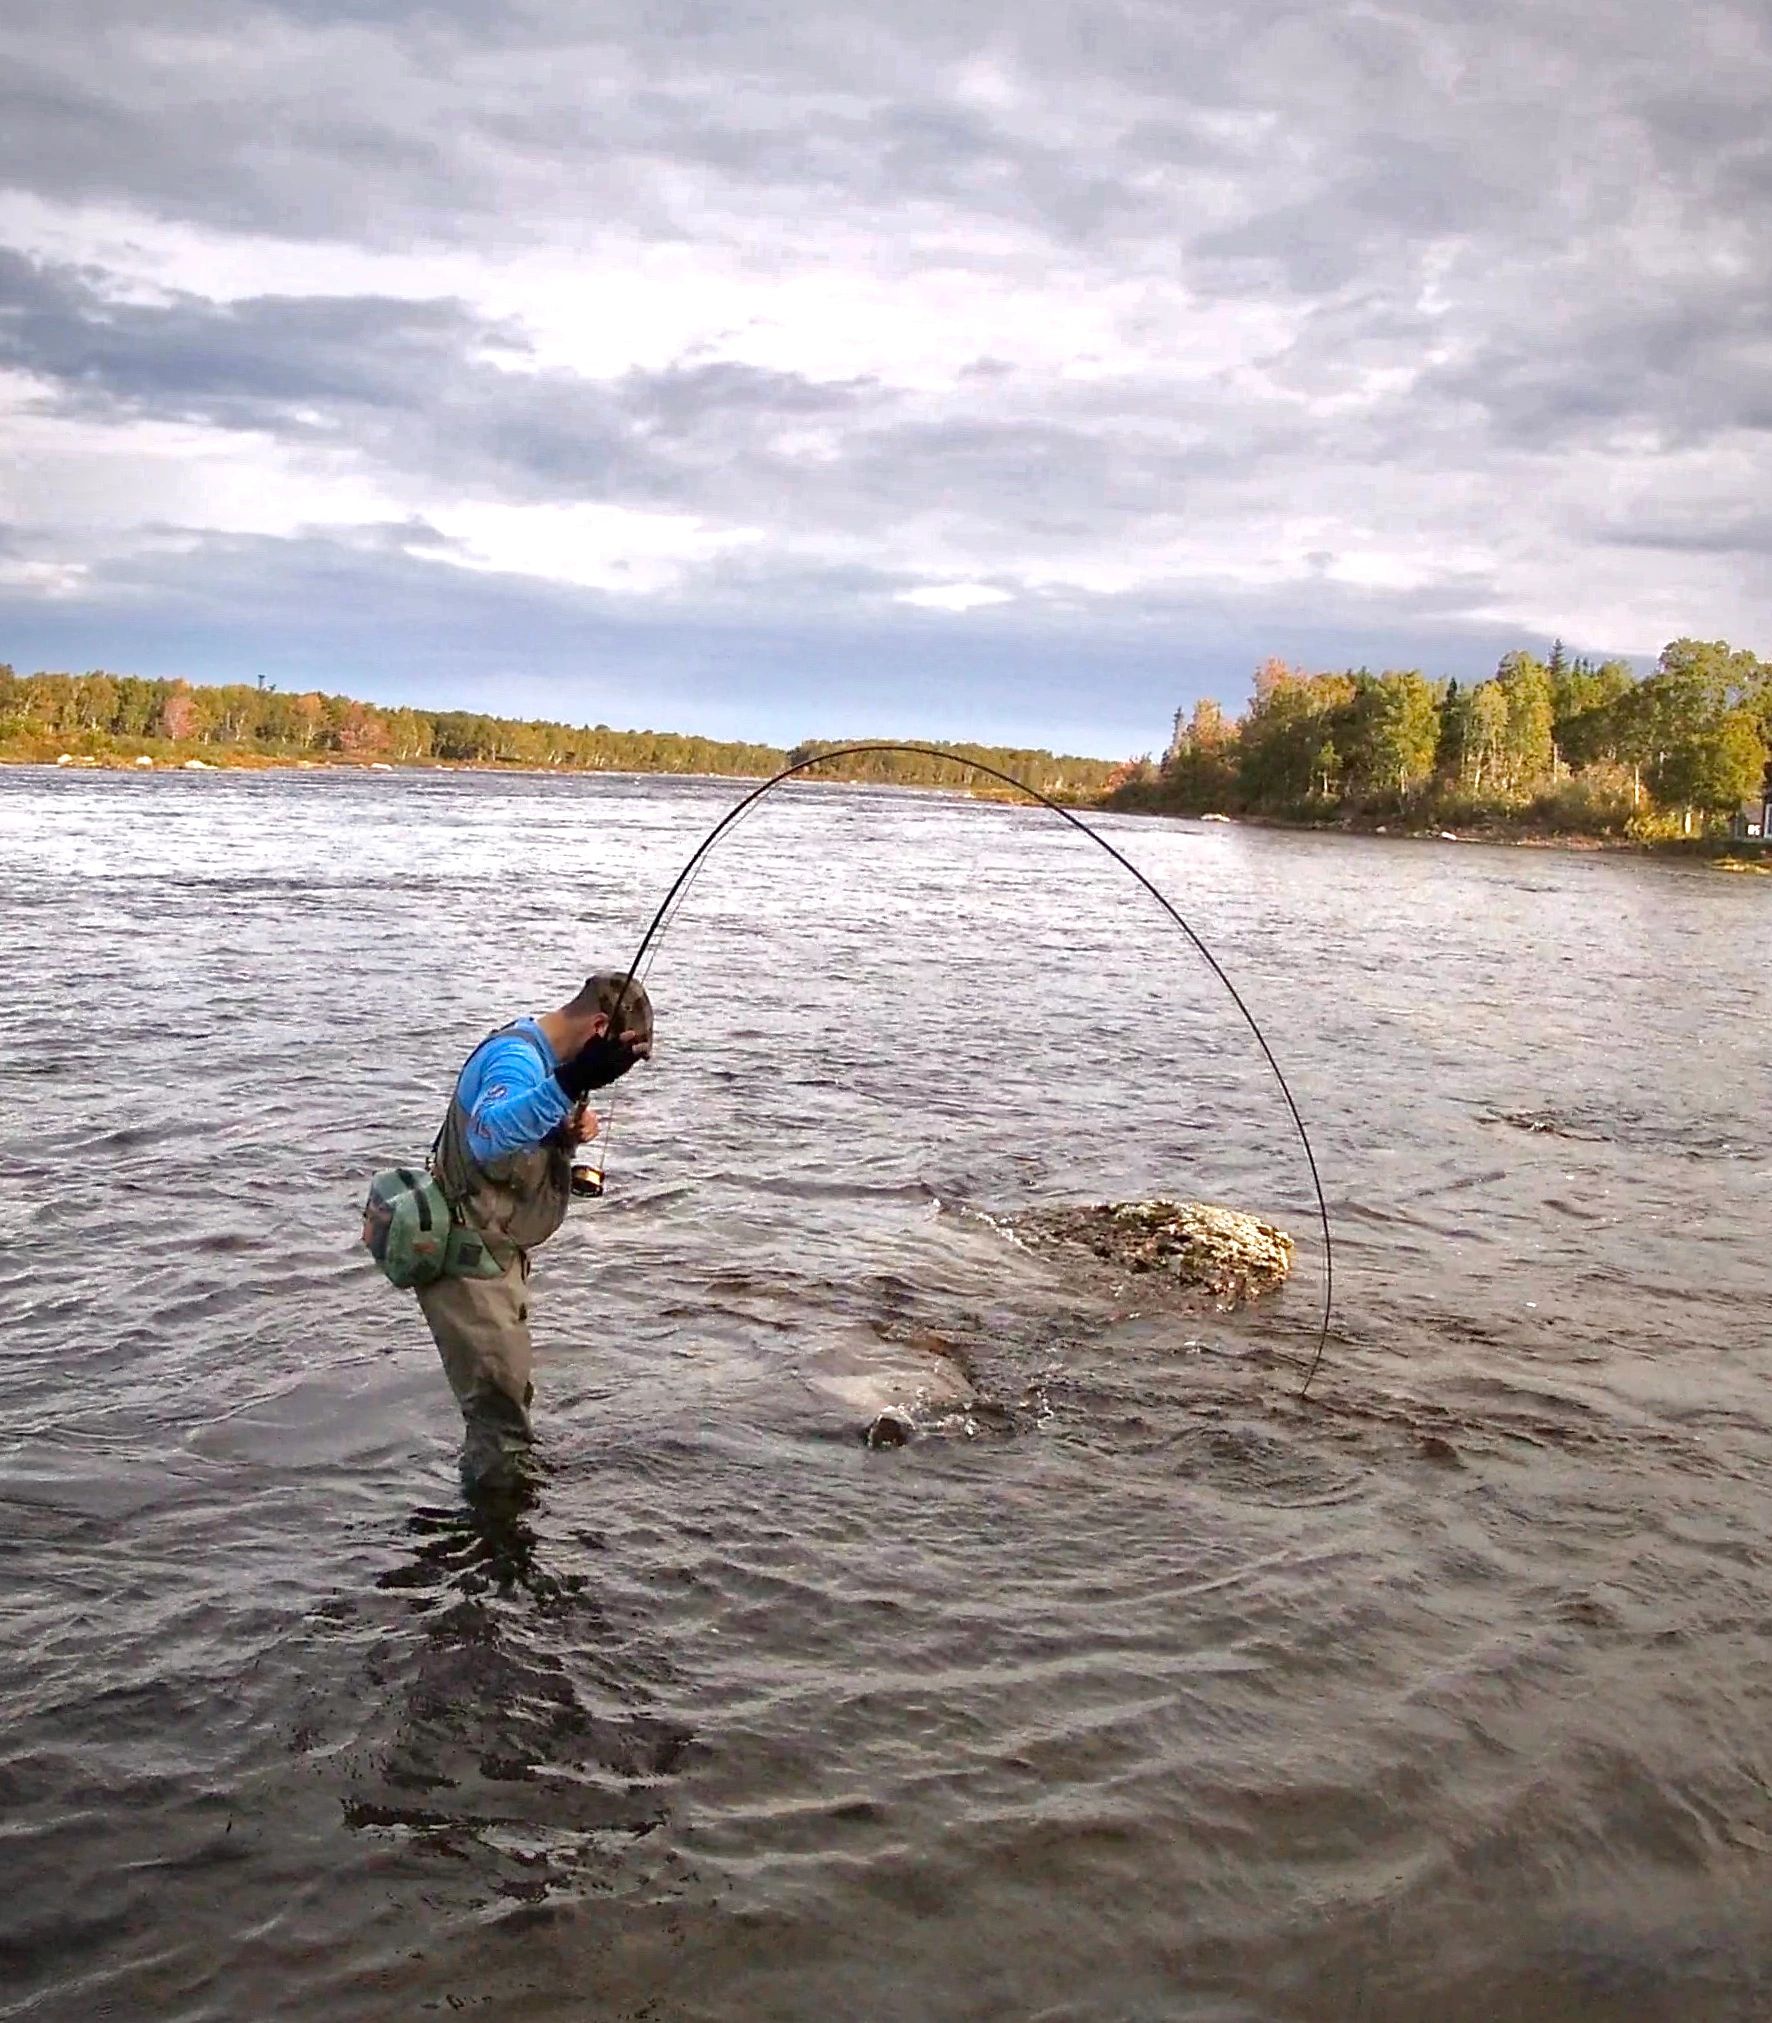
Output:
top-left (0, 250), bottom-right (508, 427)
top-left (1, 0), bottom-right (1767, 739)
top-left (1599, 509), bottom-right (1772, 557)
top-left (0, 248), bottom-right (897, 506)
top-left (5, 244), bottom-right (1310, 558)
top-left (1421, 274), bottom-right (1772, 451)
top-left (0, 0), bottom-right (1706, 253)
top-left (0, 6), bottom-right (1758, 245)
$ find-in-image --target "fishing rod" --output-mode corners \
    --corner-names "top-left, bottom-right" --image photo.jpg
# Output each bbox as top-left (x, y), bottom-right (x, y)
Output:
top-left (606, 742), bottom-right (1334, 1397)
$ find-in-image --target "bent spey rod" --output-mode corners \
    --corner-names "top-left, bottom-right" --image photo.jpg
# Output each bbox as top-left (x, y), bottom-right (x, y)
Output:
top-left (607, 743), bottom-right (1334, 1396)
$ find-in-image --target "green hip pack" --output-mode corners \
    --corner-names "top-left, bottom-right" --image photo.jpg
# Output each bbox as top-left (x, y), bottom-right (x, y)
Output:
top-left (361, 1167), bottom-right (505, 1288)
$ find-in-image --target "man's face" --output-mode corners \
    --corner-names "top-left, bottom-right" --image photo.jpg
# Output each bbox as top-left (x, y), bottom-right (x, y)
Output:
top-left (597, 1016), bottom-right (652, 1071)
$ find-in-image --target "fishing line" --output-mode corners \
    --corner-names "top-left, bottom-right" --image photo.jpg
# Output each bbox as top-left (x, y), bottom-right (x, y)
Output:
top-left (585, 788), bottom-right (777, 1189)
top-left (606, 743), bottom-right (1335, 1397)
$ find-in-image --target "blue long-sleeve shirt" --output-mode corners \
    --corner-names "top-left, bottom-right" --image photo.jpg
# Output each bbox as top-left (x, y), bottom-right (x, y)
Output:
top-left (456, 1018), bottom-right (572, 1165)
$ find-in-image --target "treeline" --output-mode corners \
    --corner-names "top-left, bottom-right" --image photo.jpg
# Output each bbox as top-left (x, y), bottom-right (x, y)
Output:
top-left (786, 738), bottom-right (1119, 800)
top-left (0, 666), bottom-right (785, 777)
top-left (0, 664), bottom-right (1116, 800)
top-left (1113, 639), bottom-right (1772, 836)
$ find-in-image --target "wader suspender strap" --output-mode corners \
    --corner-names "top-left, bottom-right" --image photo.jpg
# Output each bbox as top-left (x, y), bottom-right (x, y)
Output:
top-left (429, 1021), bottom-right (558, 1178)
top-left (394, 1168), bottom-right (432, 1231)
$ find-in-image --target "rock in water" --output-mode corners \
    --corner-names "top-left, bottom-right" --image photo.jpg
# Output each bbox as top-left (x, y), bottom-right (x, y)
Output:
top-left (1015, 1199), bottom-right (1294, 1303)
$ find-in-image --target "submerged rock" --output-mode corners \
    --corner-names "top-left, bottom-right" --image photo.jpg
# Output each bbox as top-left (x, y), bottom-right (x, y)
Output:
top-left (1014, 1199), bottom-right (1294, 1303)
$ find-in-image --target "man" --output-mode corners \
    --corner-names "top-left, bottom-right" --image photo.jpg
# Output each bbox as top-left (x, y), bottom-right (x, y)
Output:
top-left (420, 970), bottom-right (654, 1494)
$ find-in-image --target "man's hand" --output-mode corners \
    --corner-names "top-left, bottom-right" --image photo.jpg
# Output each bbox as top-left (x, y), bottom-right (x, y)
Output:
top-left (564, 1103), bottom-right (601, 1146)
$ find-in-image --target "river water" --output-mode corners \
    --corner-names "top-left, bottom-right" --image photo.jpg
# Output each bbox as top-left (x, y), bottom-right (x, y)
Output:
top-left (1, 766), bottom-right (1767, 2021)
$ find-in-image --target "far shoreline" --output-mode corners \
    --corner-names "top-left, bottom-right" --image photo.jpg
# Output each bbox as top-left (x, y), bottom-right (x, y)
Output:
top-left (1111, 802), bottom-right (1772, 870)
top-left (0, 749), bottom-right (1086, 805)
top-left (9, 750), bottom-right (1767, 868)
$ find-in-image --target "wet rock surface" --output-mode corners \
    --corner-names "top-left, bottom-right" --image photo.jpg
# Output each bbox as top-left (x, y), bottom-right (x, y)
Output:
top-left (1012, 1199), bottom-right (1294, 1303)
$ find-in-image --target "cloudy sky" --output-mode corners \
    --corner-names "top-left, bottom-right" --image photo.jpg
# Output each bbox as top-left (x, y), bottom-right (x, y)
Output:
top-left (1, 0), bottom-right (1767, 752)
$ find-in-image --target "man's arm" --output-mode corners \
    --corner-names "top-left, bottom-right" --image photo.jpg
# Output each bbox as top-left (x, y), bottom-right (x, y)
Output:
top-left (462, 1031), bottom-right (572, 1164)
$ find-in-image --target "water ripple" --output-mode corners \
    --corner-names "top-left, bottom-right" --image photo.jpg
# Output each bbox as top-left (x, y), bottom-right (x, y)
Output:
top-left (0, 769), bottom-right (1768, 2021)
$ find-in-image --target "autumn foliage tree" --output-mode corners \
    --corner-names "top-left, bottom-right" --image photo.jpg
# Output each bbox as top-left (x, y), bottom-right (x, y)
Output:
top-left (0, 664), bottom-right (1120, 801)
top-left (1113, 637), bottom-right (1772, 837)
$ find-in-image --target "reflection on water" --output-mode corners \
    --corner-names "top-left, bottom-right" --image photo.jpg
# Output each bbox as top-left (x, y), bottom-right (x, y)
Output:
top-left (311, 1493), bottom-right (700, 1909)
top-left (0, 767), bottom-right (1768, 2021)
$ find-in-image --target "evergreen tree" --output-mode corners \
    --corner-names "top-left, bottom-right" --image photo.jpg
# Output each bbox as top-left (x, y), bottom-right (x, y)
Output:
top-left (1433, 676), bottom-right (1461, 779)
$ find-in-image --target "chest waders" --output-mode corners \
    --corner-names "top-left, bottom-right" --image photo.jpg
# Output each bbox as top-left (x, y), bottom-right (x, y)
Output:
top-left (429, 1022), bottom-right (575, 1267)
top-left (389, 1021), bottom-right (582, 1494)
top-left (362, 1022), bottom-right (573, 1289)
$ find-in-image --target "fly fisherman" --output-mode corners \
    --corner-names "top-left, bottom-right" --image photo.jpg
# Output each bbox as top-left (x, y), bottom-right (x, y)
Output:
top-left (421, 971), bottom-right (655, 1494)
